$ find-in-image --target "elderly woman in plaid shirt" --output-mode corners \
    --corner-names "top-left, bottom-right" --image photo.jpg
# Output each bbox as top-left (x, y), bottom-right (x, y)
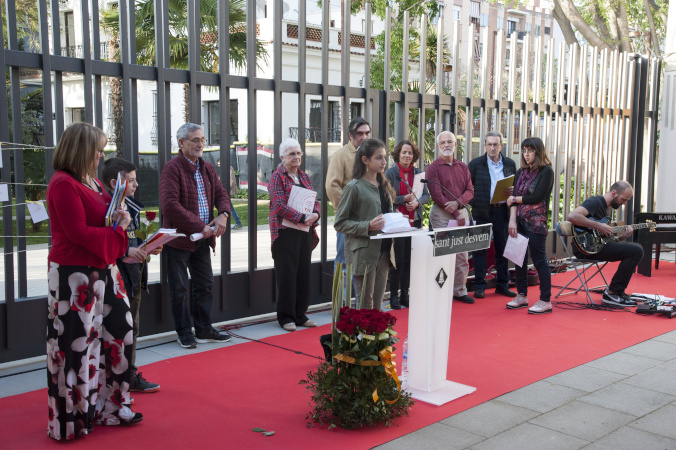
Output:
top-left (269, 138), bottom-right (321, 331)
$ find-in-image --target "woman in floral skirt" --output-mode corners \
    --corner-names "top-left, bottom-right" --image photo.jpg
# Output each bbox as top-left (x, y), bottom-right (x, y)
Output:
top-left (46, 122), bottom-right (142, 440)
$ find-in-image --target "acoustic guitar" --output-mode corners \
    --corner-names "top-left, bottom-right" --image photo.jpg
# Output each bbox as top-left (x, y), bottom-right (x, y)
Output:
top-left (572, 217), bottom-right (656, 255)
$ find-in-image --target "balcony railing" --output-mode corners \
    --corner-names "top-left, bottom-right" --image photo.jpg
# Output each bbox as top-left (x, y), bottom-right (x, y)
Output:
top-left (60, 43), bottom-right (109, 59)
top-left (288, 127), bottom-right (341, 143)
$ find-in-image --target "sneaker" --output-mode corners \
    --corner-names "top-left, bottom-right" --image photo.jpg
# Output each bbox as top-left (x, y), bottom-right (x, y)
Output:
top-left (282, 322), bottom-right (296, 331)
top-left (233, 224), bottom-right (243, 229)
top-left (195, 328), bottom-right (232, 343)
top-left (177, 333), bottom-right (197, 349)
top-left (528, 300), bottom-right (553, 314)
top-left (602, 289), bottom-right (637, 307)
top-left (129, 371), bottom-right (160, 393)
top-left (474, 289), bottom-right (485, 299)
top-left (507, 294), bottom-right (529, 309)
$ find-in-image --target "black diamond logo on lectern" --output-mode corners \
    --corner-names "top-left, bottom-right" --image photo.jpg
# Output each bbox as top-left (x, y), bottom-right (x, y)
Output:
top-left (436, 268), bottom-right (448, 288)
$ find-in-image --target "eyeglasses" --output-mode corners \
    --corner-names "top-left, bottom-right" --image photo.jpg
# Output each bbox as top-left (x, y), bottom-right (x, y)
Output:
top-left (187, 138), bottom-right (207, 145)
top-left (522, 149), bottom-right (536, 154)
top-left (485, 143), bottom-right (501, 148)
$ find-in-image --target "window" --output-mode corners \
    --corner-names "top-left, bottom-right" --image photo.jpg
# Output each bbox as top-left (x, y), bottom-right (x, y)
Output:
top-left (70, 108), bottom-right (85, 124)
top-left (507, 20), bottom-right (517, 36)
top-left (525, 23), bottom-right (531, 33)
top-left (309, 100), bottom-right (341, 142)
top-left (350, 102), bottom-right (362, 121)
top-left (534, 24), bottom-right (541, 36)
top-left (207, 100), bottom-right (238, 145)
top-left (545, 26), bottom-right (551, 35)
top-left (470, 1), bottom-right (480, 18)
top-left (497, 17), bottom-right (504, 30)
top-left (453, 7), bottom-right (461, 22)
top-left (480, 13), bottom-right (488, 27)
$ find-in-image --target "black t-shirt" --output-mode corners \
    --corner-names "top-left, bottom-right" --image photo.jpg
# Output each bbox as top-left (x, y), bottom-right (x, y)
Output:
top-left (580, 195), bottom-right (610, 221)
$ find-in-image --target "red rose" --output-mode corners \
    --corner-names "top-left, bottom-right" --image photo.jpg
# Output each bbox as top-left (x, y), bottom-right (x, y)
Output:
top-left (342, 322), bottom-right (356, 335)
top-left (146, 211), bottom-right (157, 221)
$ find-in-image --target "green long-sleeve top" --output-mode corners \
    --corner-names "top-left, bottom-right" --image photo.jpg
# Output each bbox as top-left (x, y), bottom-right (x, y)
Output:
top-left (334, 178), bottom-right (392, 276)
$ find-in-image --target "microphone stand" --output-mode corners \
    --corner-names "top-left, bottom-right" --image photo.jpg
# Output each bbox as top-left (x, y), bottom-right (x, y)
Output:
top-left (421, 179), bottom-right (474, 226)
top-left (395, 175), bottom-right (431, 231)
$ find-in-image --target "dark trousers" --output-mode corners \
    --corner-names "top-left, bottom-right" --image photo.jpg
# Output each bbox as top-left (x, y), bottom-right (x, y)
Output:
top-left (389, 236), bottom-right (411, 296)
top-left (515, 225), bottom-right (551, 302)
top-left (273, 228), bottom-right (312, 326)
top-left (575, 241), bottom-right (643, 294)
top-left (473, 204), bottom-right (510, 290)
top-left (165, 241), bottom-right (215, 335)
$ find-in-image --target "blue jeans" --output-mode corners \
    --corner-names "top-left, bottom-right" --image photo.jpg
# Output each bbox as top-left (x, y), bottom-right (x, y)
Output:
top-left (230, 200), bottom-right (242, 226)
top-left (165, 241), bottom-right (215, 335)
top-left (515, 225), bottom-right (551, 302)
top-left (472, 204), bottom-right (510, 290)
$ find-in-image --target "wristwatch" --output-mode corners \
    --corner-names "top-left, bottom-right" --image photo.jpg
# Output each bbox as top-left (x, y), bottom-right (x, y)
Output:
top-left (220, 211), bottom-right (229, 218)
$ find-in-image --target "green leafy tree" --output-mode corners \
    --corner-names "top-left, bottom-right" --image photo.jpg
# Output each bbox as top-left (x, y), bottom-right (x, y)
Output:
top-left (101, 0), bottom-right (269, 153)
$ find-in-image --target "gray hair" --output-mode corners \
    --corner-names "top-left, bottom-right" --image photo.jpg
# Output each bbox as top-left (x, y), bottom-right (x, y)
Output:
top-left (436, 131), bottom-right (456, 147)
top-left (176, 123), bottom-right (203, 142)
top-left (485, 131), bottom-right (503, 143)
top-left (279, 138), bottom-right (301, 158)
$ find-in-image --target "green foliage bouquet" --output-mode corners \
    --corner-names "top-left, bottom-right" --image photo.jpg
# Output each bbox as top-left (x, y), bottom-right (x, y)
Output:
top-left (300, 264), bottom-right (414, 429)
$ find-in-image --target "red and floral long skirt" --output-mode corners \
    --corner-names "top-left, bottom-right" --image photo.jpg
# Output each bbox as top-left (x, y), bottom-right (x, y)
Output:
top-left (46, 261), bottom-right (135, 440)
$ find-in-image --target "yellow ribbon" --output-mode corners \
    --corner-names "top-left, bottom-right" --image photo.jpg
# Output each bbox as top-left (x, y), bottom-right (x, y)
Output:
top-left (334, 345), bottom-right (402, 404)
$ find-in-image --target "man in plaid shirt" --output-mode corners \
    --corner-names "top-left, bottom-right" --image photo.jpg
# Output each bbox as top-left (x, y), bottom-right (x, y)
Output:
top-left (159, 123), bottom-right (231, 349)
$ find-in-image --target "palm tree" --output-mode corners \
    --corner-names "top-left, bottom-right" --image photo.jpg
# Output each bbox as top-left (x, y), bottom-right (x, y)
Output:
top-left (101, 0), bottom-right (268, 152)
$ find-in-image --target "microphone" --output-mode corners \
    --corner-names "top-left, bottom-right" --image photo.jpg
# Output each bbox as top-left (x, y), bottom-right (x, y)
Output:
top-left (395, 175), bottom-right (430, 231)
top-left (421, 179), bottom-right (474, 226)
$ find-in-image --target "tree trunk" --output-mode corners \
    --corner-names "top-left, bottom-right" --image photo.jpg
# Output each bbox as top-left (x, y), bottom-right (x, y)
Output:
top-left (614, 2), bottom-right (632, 53)
top-left (552, 0), bottom-right (579, 49)
top-left (589, 2), bottom-right (613, 47)
top-left (643, 0), bottom-right (661, 57)
top-left (556, 0), bottom-right (612, 50)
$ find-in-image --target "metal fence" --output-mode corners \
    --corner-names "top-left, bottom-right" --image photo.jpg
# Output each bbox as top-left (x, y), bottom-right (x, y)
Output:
top-left (0, 0), bottom-right (659, 363)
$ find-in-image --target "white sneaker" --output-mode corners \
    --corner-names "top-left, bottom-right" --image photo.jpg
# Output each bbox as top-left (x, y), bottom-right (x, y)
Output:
top-left (528, 300), bottom-right (553, 314)
top-left (506, 294), bottom-right (529, 309)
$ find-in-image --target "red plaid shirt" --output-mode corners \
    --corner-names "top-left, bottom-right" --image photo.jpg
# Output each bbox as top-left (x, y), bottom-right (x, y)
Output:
top-left (268, 164), bottom-right (320, 249)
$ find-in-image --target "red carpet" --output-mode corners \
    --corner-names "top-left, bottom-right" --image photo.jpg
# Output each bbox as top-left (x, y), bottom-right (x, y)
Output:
top-left (2, 262), bottom-right (676, 449)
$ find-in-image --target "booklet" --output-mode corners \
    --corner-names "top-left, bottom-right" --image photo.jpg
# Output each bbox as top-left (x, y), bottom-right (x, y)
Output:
top-left (490, 175), bottom-right (515, 204)
top-left (105, 171), bottom-right (127, 227)
top-left (282, 185), bottom-right (317, 232)
top-left (412, 172), bottom-right (425, 199)
top-left (122, 228), bottom-right (185, 263)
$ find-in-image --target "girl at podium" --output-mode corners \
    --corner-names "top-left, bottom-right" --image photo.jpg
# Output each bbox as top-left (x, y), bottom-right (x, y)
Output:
top-left (335, 139), bottom-right (395, 310)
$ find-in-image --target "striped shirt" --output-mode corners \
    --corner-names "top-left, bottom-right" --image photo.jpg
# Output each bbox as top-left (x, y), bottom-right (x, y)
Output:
top-left (183, 154), bottom-right (210, 224)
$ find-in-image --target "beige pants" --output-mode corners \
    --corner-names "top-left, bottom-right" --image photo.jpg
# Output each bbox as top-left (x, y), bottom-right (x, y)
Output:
top-left (430, 205), bottom-right (470, 297)
top-left (353, 251), bottom-right (390, 309)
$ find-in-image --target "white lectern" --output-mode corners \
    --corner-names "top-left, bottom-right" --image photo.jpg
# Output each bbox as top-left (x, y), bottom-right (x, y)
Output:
top-left (374, 225), bottom-right (491, 406)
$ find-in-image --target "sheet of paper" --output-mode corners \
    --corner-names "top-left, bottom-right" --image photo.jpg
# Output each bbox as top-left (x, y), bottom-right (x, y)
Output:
top-left (27, 200), bottom-right (49, 223)
top-left (0, 184), bottom-right (8, 202)
top-left (491, 175), bottom-right (515, 204)
top-left (503, 233), bottom-right (529, 266)
top-left (412, 172), bottom-right (425, 199)
top-left (282, 185), bottom-right (317, 232)
top-left (382, 212), bottom-right (412, 234)
top-left (446, 219), bottom-right (459, 228)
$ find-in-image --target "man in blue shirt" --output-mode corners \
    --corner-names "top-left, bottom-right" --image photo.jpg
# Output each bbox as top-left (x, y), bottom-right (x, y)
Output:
top-left (468, 132), bottom-right (518, 299)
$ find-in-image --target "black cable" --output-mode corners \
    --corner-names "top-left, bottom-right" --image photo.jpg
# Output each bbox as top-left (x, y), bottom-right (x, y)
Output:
top-left (552, 301), bottom-right (635, 312)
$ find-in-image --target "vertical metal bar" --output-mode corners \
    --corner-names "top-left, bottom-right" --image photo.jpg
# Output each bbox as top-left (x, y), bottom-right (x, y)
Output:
top-left (364, 3), bottom-right (372, 122)
top-left (38, 0), bottom-right (55, 182)
top-left (273, 0), bottom-right (282, 164)
top-left (79, 0), bottom-right (94, 124)
top-left (396, 10), bottom-right (410, 144)
top-left (119, 0), bottom-right (132, 158)
top-left (418, 14), bottom-right (427, 157)
top-left (506, 31), bottom-right (516, 155)
top-left (342, 0), bottom-right (351, 141)
top-left (188, 0), bottom-right (201, 122)
top-left (383, 6), bottom-right (391, 146)
top-left (52, 0), bottom-right (64, 140)
top-left (247, 0), bottom-right (259, 275)
top-left (91, 0), bottom-right (103, 128)
top-left (628, 56), bottom-right (648, 220)
top-left (464, 23), bottom-right (475, 163)
top-left (478, 26), bottom-right (488, 154)
top-left (435, 4), bottom-right (444, 137)
top-left (646, 58), bottom-right (661, 211)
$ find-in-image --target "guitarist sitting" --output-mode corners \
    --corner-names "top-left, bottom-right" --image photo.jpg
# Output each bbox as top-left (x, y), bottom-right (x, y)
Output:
top-left (567, 180), bottom-right (644, 307)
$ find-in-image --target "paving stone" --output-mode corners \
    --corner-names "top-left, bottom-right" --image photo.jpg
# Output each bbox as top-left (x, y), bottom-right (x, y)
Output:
top-left (469, 422), bottom-right (588, 450)
top-left (441, 400), bottom-right (540, 438)
top-left (585, 352), bottom-right (663, 376)
top-left (621, 340), bottom-right (676, 361)
top-left (0, 371), bottom-right (45, 398)
top-left (496, 381), bottom-right (586, 413)
top-left (544, 365), bottom-right (627, 393)
top-left (377, 423), bottom-right (484, 450)
top-left (622, 366), bottom-right (676, 396)
top-left (651, 330), bottom-right (676, 346)
top-left (579, 382), bottom-right (675, 416)
top-left (629, 404), bottom-right (676, 440)
top-left (529, 400), bottom-right (635, 441)
top-left (656, 357), bottom-right (676, 373)
top-left (582, 426), bottom-right (676, 450)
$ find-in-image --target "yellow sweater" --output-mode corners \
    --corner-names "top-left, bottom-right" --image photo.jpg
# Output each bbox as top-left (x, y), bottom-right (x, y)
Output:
top-left (325, 141), bottom-right (357, 209)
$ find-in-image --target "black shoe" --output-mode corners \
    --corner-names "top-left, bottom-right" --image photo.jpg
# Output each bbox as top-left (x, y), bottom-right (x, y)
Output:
top-left (400, 291), bottom-right (409, 308)
top-left (120, 412), bottom-right (143, 425)
top-left (495, 286), bottom-right (518, 298)
top-left (195, 328), bottom-right (232, 343)
top-left (602, 289), bottom-right (637, 307)
top-left (129, 371), bottom-right (160, 393)
top-left (453, 295), bottom-right (475, 304)
top-left (177, 333), bottom-right (197, 349)
top-left (474, 288), bottom-right (485, 299)
top-left (389, 295), bottom-right (401, 310)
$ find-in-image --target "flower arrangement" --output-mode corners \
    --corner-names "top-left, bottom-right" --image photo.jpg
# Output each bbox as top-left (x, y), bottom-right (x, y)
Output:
top-left (300, 263), bottom-right (414, 430)
top-left (133, 211), bottom-right (158, 267)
